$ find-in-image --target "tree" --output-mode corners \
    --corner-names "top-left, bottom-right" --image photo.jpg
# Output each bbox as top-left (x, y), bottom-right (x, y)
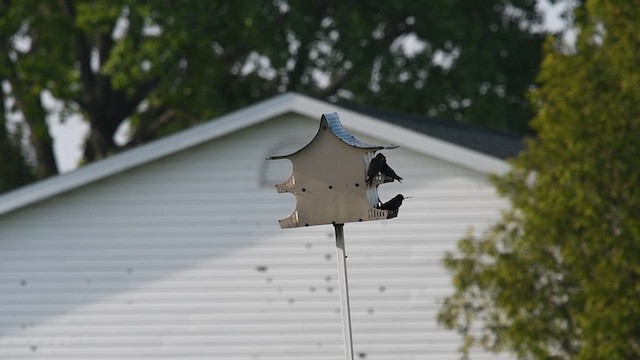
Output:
top-left (0, 88), bottom-right (33, 193)
top-left (438, 1), bottom-right (640, 359)
top-left (0, 0), bottom-right (545, 193)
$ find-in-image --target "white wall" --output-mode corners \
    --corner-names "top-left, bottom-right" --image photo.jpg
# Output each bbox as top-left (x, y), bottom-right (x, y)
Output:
top-left (0, 113), bottom-right (508, 359)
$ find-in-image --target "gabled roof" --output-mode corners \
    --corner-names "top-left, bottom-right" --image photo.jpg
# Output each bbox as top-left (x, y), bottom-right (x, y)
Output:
top-left (0, 92), bottom-right (517, 216)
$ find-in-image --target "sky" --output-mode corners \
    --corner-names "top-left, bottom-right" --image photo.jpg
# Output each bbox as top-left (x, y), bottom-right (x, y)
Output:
top-left (44, 0), bottom-right (572, 174)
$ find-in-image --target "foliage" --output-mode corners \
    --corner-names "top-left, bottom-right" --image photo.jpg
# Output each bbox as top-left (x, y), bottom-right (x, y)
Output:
top-left (0, 0), bottom-right (545, 193)
top-left (438, 1), bottom-right (640, 359)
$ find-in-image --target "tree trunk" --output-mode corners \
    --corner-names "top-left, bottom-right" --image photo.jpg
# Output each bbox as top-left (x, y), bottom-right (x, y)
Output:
top-left (10, 84), bottom-right (58, 178)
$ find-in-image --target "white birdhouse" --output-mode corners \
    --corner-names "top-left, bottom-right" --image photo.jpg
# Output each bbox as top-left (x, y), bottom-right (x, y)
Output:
top-left (268, 112), bottom-right (399, 228)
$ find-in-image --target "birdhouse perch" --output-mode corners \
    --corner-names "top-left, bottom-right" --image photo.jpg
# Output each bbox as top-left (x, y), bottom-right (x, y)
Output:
top-left (268, 112), bottom-right (399, 228)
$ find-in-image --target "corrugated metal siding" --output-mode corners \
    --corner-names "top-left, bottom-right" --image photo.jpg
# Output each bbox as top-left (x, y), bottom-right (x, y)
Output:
top-left (0, 114), bottom-right (510, 359)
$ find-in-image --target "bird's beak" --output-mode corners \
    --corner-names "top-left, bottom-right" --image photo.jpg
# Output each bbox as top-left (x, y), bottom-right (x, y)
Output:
top-left (404, 196), bottom-right (412, 199)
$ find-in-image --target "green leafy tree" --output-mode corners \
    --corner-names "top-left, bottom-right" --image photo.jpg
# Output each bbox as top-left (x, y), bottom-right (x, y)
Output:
top-left (438, 1), bottom-right (640, 359)
top-left (0, 0), bottom-right (545, 193)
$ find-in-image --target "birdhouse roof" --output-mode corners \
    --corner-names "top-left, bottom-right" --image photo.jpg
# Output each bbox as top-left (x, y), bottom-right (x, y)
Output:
top-left (267, 112), bottom-right (397, 160)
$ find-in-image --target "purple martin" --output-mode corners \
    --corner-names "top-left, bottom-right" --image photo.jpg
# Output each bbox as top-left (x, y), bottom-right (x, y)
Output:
top-left (380, 162), bottom-right (403, 183)
top-left (378, 194), bottom-right (408, 212)
top-left (365, 153), bottom-right (386, 186)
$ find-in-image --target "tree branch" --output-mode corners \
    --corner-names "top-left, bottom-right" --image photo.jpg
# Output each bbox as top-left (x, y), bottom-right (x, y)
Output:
top-left (126, 107), bottom-right (176, 147)
top-left (60, 0), bottom-right (95, 110)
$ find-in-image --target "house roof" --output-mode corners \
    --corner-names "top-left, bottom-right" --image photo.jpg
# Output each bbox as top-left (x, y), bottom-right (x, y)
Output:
top-left (341, 104), bottom-right (525, 160)
top-left (0, 92), bottom-right (519, 216)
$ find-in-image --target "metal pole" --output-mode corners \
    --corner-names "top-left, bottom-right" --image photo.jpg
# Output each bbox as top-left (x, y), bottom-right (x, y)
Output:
top-left (334, 223), bottom-right (354, 360)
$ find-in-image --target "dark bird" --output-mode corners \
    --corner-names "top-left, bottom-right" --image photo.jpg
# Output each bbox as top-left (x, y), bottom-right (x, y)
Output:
top-left (378, 194), bottom-right (409, 212)
top-left (380, 163), bottom-right (403, 183)
top-left (365, 153), bottom-right (386, 186)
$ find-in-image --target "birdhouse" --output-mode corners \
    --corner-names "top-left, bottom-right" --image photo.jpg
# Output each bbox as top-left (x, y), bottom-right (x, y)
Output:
top-left (268, 112), bottom-right (399, 228)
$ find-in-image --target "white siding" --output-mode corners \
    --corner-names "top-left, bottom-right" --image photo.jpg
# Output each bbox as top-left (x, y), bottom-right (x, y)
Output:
top-left (0, 114), bottom-right (508, 359)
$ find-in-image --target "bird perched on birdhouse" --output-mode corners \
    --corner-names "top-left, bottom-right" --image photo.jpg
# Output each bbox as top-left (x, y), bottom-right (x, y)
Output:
top-left (365, 153), bottom-right (403, 186)
top-left (365, 153), bottom-right (386, 186)
top-left (381, 161), bottom-right (403, 183)
top-left (378, 194), bottom-right (411, 218)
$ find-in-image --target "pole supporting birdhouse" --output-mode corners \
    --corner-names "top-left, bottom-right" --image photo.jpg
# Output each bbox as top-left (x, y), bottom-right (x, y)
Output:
top-left (268, 112), bottom-right (404, 360)
top-left (334, 223), bottom-right (354, 360)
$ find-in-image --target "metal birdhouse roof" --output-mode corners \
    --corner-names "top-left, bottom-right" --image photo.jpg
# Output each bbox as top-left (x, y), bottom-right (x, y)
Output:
top-left (268, 113), bottom-right (397, 160)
